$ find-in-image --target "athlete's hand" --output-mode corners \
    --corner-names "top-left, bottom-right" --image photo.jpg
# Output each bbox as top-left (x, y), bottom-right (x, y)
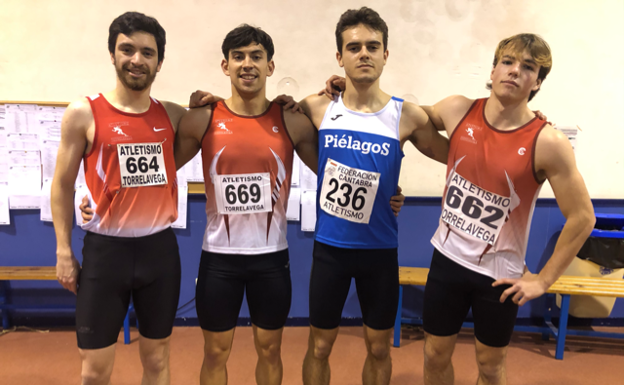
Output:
top-left (56, 251), bottom-right (81, 295)
top-left (273, 94), bottom-right (303, 113)
top-left (318, 75), bottom-right (346, 100)
top-left (79, 195), bottom-right (93, 224)
top-left (492, 271), bottom-right (550, 306)
top-left (532, 110), bottom-right (553, 126)
top-left (188, 90), bottom-right (223, 108)
top-left (390, 186), bottom-right (405, 217)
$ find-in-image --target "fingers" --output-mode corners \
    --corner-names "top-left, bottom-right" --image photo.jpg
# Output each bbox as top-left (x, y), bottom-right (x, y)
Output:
top-left (492, 278), bottom-right (514, 287)
top-left (499, 285), bottom-right (516, 303)
top-left (397, 185), bottom-right (402, 194)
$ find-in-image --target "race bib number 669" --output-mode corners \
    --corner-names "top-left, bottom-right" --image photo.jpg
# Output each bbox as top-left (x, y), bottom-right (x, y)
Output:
top-left (117, 143), bottom-right (167, 188)
top-left (319, 158), bottom-right (380, 224)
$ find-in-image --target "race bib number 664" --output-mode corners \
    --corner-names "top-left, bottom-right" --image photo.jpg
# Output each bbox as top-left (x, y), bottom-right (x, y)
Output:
top-left (117, 143), bottom-right (167, 188)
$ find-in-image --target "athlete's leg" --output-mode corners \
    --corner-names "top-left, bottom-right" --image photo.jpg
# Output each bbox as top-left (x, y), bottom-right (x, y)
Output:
top-left (252, 325), bottom-right (285, 385)
top-left (78, 345), bottom-right (116, 385)
top-left (353, 248), bottom-right (399, 385)
top-left (132, 228), bottom-right (182, 385)
top-left (138, 336), bottom-right (171, 385)
top-left (303, 326), bottom-right (340, 385)
top-left (303, 242), bottom-right (352, 385)
top-left (245, 250), bottom-right (292, 385)
top-left (474, 340), bottom-right (508, 385)
top-left (422, 249), bottom-right (473, 385)
top-left (196, 251), bottom-right (246, 385)
top-left (201, 328), bottom-right (236, 385)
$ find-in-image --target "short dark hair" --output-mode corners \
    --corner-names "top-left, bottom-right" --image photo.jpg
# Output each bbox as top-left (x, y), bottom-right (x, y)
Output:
top-left (108, 12), bottom-right (166, 63)
top-left (222, 24), bottom-right (275, 61)
top-left (335, 7), bottom-right (388, 54)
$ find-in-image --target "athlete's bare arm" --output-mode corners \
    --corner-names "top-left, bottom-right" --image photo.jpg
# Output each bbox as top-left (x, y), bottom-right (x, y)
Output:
top-left (399, 102), bottom-right (449, 164)
top-left (51, 99), bottom-right (94, 294)
top-left (162, 101), bottom-right (187, 134)
top-left (175, 105), bottom-right (213, 170)
top-left (494, 126), bottom-right (595, 305)
top-left (419, 95), bottom-right (474, 137)
top-left (283, 110), bottom-right (318, 174)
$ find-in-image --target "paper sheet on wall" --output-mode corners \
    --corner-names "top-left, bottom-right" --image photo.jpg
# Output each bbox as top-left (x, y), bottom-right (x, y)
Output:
top-left (291, 152), bottom-right (301, 187)
top-left (8, 164), bottom-right (41, 209)
top-left (76, 161), bottom-right (86, 188)
top-left (39, 120), bottom-right (62, 141)
top-left (41, 139), bottom-right (60, 179)
top-left (286, 187), bottom-right (301, 221)
top-left (7, 133), bottom-right (39, 151)
top-left (555, 125), bottom-right (578, 153)
top-left (186, 152), bottom-right (204, 182)
top-left (300, 162), bottom-right (317, 191)
top-left (0, 182), bottom-right (10, 225)
top-left (40, 178), bottom-right (53, 222)
top-left (37, 106), bottom-right (66, 122)
top-left (301, 190), bottom-right (316, 232)
top-left (9, 150), bottom-right (41, 166)
top-left (172, 172), bottom-right (188, 229)
top-left (4, 104), bottom-right (38, 133)
top-left (0, 148), bottom-right (8, 183)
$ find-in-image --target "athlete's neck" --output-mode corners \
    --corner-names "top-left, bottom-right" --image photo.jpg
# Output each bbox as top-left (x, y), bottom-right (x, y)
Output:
top-left (342, 76), bottom-right (391, 113)
top-left (226, 88), bottom-right (270, 116)
top-left (484, 94), bottom-right (535, 131)
top-left (104, 82), bottom-right (153, 113)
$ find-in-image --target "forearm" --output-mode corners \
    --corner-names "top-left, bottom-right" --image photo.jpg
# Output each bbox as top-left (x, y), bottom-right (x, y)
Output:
top-left (51, 180), bottom-right (76, 257)
top-left (538, 213), bottom-right (595, 286)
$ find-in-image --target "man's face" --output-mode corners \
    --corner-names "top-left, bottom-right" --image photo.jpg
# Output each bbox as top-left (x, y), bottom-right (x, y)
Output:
top-left (490, 49), bottom-right (541, 102)
top-left (337, 24), bottom-right (388, 84)
top-left (111, 32), bottom-right (161, 91)
top-left (222, 43), bottom-right (274, 95)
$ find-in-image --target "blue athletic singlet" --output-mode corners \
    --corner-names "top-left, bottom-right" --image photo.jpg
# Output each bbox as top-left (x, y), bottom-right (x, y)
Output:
top-left (315, 95), bottom-right (404, 249)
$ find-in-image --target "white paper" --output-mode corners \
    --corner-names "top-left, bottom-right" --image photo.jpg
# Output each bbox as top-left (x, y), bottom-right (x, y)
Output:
top-left (286, 187), bottom-right (301, 221)
top-left (0, 182), bottom-right (10, 225)
top-left (300, 162), bottom-right (317, 190)
top-left (186, 151), bottom-right (204, 182)
top-left (40, 178), bottom-right (53, 221)
top-left (8, 164), bottom-right (41, 209)
top-left (41, 140), bottom-right (60, 179)
top-left (9, 150), bottom-right (41, 166)
top-left (0, 148), bottom-right (8, 183)
top-left (39, 120), bottom-right (62, 141)
top-left (0, 127), bottom-right (7, 147)
top-left (37, 106), bottom-right (66, 122)
top-left (291, 152), bottom-right (301, 187)
top-left (301, 190), bottom-right (316, 232)
top-left (76, 161), bottom-right (86, 188)
top-left (4, 104), bottom-right (38, 134)
top-left (172, 172), bottom-right (188, 229)
top-left (8, 133), bottom-right (39, 151)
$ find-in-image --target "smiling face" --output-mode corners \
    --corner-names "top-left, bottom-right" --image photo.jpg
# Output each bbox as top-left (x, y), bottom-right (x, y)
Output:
top-left (111, 32), bottom-right (161, 91)
top-left (337, 24), bottom-right (388, 85)
top-left (222, 43), bottom-right (274, 96)
top-left (490, 49), bottom-right (542, 103)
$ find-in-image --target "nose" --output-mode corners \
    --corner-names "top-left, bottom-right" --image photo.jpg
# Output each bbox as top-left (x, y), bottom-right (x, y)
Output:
top-left (508, 61), bottom-right (520, 76)
top-left (130, 51), bottom-right (144, 66)
top-left (242, 55), bottom-right (254, 69)
top-left (359, 47), bottom-right (371, 61)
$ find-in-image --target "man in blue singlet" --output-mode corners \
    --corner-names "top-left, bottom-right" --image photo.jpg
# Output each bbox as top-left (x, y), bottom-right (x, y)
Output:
top-left (298, 7), bottom-right (449, 385)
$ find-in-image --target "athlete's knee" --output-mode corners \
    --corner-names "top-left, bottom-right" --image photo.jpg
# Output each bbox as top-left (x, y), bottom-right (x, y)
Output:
top-left (80, 362), bottom-right (113, 385)
top-left (203, 341), bottom-right (232, 367)
top-left (476, 347), bottom-right (506, 382)
top-left (423, 336), bottom-right (454, 370)
top-left (255, 338), bottom-right (282, 364)
top-left (308, 333), bottom-right (335, 360)
top-left (141, 349), bottom-right (169, 375)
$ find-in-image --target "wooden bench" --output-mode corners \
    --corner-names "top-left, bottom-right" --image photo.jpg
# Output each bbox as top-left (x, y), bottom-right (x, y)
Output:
top-left (0, 266), bottom-right (134, 344)
top-left (394, 267), bottom-right (624, 360)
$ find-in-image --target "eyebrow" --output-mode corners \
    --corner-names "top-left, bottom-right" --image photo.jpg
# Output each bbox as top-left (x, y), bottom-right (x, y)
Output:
top-left (345, 40), bottom-right (382, 47)
top-left (502, 54), bottom-right (537, 66)
top-left (231, 50), bottom-right (265, 56)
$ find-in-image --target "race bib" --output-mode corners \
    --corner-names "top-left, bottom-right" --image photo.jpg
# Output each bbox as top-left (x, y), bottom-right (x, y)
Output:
top-left (117, 143), bottom-right (168, 188)
top-left (213, 172), bottom-right (272, 215)
top-left (319, 158), bottom-right (380, 224)
top-left (440, 172), bottom-right (512, 245)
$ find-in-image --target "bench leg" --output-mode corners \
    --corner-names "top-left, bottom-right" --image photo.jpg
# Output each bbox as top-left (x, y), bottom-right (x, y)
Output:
top-left (542, 295), bottom-right (552, 341)
top-left (393, 285), bottom-right (403, 348)
top-left (555, 294), bottom-right (571, 360)
top-left (123, 308), bottom-right (130, 344)
top-left (1, 281), bottom-right (11, 329)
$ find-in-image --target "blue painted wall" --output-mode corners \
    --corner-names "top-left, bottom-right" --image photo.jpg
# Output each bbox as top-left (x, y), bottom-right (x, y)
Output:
top-left (1, 196), bottom-right (622, 324)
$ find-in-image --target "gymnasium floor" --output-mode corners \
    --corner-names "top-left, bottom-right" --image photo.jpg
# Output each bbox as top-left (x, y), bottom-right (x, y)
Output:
top-left (0, 325), bottom-right (622, 384)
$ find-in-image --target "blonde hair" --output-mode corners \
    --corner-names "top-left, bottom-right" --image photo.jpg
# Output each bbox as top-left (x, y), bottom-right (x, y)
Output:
top-left (490, 33), bottom-right (552, 101)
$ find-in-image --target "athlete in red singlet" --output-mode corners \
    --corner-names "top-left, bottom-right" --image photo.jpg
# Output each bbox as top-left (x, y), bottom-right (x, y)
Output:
top-left (52, 12), bottom-right (188, 385)
top-left (420, 34), bottom-right (595, 385)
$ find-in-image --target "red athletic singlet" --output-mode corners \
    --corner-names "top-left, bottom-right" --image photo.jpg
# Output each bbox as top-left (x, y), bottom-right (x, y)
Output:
top-left (431, 98), bottom-right (547, 280)
top-left (82, 94), bottom-right (177, 237)
top-left (201, 101), bottom-right (294, 254)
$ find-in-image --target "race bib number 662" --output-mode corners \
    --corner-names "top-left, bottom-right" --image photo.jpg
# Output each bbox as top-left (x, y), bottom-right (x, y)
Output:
top-left (319, 158), bottom-right (380, 224)
top-left (117, 143), bottom-right (167, 188)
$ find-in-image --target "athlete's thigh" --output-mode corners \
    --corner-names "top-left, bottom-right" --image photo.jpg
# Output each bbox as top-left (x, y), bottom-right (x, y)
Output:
top-left (245, 249), bottom-right (292, 330)
top-left (354, 248), bottom-right (399, 330)
top-left (471, 278), bottom-right (518, 348)
top-left (196, 250), bottom-right (246, 332)
top-left (132, 228), bottom-right (182, 340)
top-left (422, 249), bottom-right (472, 337)
top-left (309, 241), bottom-right (353, 330)
top-left (76, 232), bottom-right (133, 349)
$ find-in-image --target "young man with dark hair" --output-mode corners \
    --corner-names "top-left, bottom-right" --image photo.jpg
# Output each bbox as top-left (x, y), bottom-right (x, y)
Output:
top-left (52, 11), bottom-right (188, 385)
top-left (299, 7), bottom-right (449, 385)
top-left (419, 33), bottom-right (595, 385)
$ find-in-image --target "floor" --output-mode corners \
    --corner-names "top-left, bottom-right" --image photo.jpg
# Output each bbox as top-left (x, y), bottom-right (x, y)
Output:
top-left (0, 325), bottom-right (622, 384)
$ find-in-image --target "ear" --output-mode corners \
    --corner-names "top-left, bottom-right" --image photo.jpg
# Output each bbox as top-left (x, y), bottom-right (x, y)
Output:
top-left (221, 58), bottom-right (230, 76)
top-left (267, 60), bottom-right (275, 77)
top-left (490, 66), bottom-right (496, 81)
top-left (336, 51), bottom-right (344, 68)
top-left (110, 52), bottom-right (116, 65)
top-left (156, 60), bottom-right (163, 73)
top-left (383, 49), bottom-right (389, 64)
top-left (532, 78), bottom-right (542, 92)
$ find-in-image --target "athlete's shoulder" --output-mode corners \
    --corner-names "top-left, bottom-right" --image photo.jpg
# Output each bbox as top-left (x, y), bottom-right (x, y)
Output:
top-left (437, 94), bottom-right (475, 114)
top-left (63, 97), bottom-right (94, 129)
top-left (536, 124), bottom-right (569, 151)
top-left (300, 93), bottom-right (332, 114)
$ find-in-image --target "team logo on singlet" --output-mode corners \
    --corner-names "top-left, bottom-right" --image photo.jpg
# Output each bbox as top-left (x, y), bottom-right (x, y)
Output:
top-left (440, 156), bottom-right (520, 245)
top-left (518, 147), bottom-right (526, 155)
top-left (214, 119), bottom-right (233, 135)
